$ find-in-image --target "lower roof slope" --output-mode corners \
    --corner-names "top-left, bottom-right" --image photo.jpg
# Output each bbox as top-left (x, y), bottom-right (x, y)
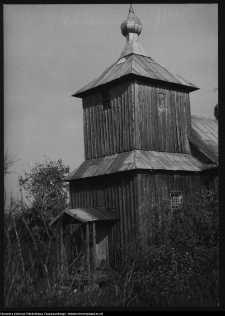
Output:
top-left (190, 116), bottom-right (218, 164)
top-left (64, 149), bottom-right (216, 181)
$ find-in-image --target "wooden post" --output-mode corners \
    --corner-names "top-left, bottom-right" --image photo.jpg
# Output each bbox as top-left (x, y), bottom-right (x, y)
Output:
top-left (92, 222), bottom-right (97, 276)
top-left (56, 226), bottom-right (59, 274)
top-left (60, 222), bottom-right (64, 275)
top-left (86, 222), bottom-right (90, 283)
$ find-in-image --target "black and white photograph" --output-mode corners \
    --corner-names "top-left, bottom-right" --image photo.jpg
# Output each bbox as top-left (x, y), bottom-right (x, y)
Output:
top-left (4, 4), bottom-right (218, 308)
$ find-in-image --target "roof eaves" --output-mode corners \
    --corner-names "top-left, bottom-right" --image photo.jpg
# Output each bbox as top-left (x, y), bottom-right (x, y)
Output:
top-left (188, 137), bottom-right (218, 165)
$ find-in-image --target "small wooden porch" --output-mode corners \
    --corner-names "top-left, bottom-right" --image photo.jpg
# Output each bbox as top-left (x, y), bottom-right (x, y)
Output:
top-left (50, 207), bottom-right (119, 285)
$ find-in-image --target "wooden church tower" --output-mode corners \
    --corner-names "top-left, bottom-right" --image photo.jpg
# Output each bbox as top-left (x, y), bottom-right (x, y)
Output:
top-left (64, 5), bottom-right (218, 251)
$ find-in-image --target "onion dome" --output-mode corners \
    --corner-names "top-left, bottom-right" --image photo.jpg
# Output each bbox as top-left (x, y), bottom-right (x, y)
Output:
top-left (119, 4), bottom-right (147, 59)
top-left (120, 4), bottom-right (142, 37)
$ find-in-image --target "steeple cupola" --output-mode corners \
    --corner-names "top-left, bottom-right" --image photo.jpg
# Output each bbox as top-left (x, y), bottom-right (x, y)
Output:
top-left (120, 4), bottom-right (147, 58)
top-left (120, 4), bottom-right (142, 39)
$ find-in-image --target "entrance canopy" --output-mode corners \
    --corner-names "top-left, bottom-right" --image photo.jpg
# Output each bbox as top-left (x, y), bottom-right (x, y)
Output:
top-left (49, 207), bottom-right (119, 226)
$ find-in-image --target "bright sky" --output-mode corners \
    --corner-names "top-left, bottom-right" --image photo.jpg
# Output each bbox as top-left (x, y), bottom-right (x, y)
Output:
top-left (4, 4), bottom-right (218, 206)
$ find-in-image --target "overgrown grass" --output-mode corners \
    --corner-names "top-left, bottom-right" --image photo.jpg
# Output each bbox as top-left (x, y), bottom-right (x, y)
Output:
top-left (4, 191), bottom-right (219, 307)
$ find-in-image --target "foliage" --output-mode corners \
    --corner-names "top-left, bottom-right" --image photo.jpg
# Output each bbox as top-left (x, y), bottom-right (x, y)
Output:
top-left (12, 158), bottom-right (70, 246)
top-left (4, 150), bottom-right (18, 176)
top-left (19, 158), bottom-right (70, 218)
top-left (129, 190), bottom-right (219, 306)
top-left (4, 150), bottom-right (18, 208)
top-left (4, 190), bottom-right (218, 307)
top-left (168, 191), bottom-right (218, 250)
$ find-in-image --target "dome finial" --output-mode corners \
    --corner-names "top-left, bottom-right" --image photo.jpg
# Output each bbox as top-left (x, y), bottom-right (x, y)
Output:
top-left (120, 4), bottom-right (142, 38)
top-left (119, 5), bottom-right (147, 59)
top-left (129, 4), bottom-right (134, 13)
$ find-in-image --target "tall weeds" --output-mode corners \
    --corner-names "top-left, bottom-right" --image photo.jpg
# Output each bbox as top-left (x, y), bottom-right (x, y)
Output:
top-left (4, 191), bottom-right (218, 307)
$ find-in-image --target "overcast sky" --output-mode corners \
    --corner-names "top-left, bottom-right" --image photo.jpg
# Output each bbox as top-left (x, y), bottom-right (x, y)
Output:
top-left (4, 4), bottom-right (218, 206)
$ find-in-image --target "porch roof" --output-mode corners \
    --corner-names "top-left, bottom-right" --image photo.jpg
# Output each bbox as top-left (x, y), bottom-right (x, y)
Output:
top-left (49, 207), bottom-right (119, 226)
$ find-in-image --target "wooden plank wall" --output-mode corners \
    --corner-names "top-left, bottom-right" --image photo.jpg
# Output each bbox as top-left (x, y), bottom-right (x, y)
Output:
top-left (136, 169), bottom-right (218, 244)
top-left (70, 169), bottom-right (217, 248)
top-left (134, 80), bottom-right (191, 154)
top-left (83, 80), bottom-right (135, 160)
top-left (70, 172), bottom-right (138, 248)
top-left (82, 79), bottom-right (191, 159)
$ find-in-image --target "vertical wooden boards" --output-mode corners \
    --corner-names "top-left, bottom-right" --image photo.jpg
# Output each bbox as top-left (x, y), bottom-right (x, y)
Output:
top-left (86, 223), bottom-right (90, 281)
top-left (126, 173), bottom-right (131, 242)
top-left (118, 175), bottom-right (124, 246)
top-left (110, 94), bottom-right (115, 154)
top-left (108, 222), bottom-right (114, 268)
top-left (108, 96), bottom-right (113, 155)
top-left (146, 85), bottom-right (151, 150)
top-left (92, 222), bottom-right (97, 274)
top-left (138, 83), bottom-right (143, 149)
top-left (182, 92), bottom-right (189, 153)
top-left (82, 99), bottom-right (87, 159)
top-left (131, 80), bottom-right (135, 150)
top-left (186, 93), bottom-right (192, 139)
top-left (161, 89), bottom-right (166, 152)
top-left (175, 90), bottom-right (181, 152)
top-left (119, 86), bottom-right (123, 153)
top-left (82, 79), bottom-right (192, 158)
top-left (135, 173), bottom-right (143, 241)
top-left (105, 102), bottom-right (109, 155)
top-left (122, 83), bottom-right (126, 152)
top-left (179, 92), bottom-right (185, 153)
top-left (158, 87), bottom-right (165, 152)
top-left (142, 84), bottom-right (148, 150)
top-left (127, 83), bottom-right (132, 151)
top-left (98, 93), bottom-right (104, 157)
top-left (95, 93), bottom-right (101, 157)
top-left (122, 177), bottom-right (128, 244)
top-left (100, 105), bottom-right (106, 157)
top-left (134, 81), bottom-right (140, 149)
top-left (151, 85), bottom-right (155, 150)
top-left (70, 172), bottom-right (137, 248)
top-left (113, 86), bottom-right (119, 153)
top-left (59, 223), bottom-right (64, 274)
top-left (69, 167), bottom-right (217, 255)
top-left (165, 88), bottom-right (170, 152)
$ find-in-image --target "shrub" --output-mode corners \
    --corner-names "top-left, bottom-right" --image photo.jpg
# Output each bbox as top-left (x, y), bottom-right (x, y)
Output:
top-left (130, 191), bottom-right (219, 306)
top-left (4, 190), bottom-right (218, 307)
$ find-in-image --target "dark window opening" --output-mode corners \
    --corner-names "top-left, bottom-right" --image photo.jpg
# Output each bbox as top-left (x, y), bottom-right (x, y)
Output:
top-left (102, 89), bottom-right (111, 110)
top-left (170, 192), bottom-right (183, 210)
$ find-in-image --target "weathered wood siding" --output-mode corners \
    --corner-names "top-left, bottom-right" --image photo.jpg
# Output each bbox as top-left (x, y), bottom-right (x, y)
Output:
top-left (136, 170), bottom-right (218, 243)
top-left (83, 80), bottom-right (135, 159)
top-left (134, 80), bottom-right (191, 153)
top-left (70, 172), bottom-right (138, 248)
top-left (70, 169), bottom-right (218, 247)
top-left (82, 79), bottom-right (191, 159)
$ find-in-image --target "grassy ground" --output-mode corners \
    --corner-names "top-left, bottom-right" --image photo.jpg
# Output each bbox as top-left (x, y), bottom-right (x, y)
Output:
top-left (4, 192), bottom-right (219, 307)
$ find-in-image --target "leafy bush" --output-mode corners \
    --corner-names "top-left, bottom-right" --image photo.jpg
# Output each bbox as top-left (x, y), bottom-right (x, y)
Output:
top-left (4, 190), bottom-right (218, 307)
top-left (129, 190), bottom-right (219, 306)
top-left (19, 157), bottom-right (70, 218)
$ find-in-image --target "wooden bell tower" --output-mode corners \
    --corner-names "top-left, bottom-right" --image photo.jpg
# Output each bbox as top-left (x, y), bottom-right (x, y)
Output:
top-left (73, 4), bottom-right (198, 160)
top-left (65, 5), bottom-right (217, 249)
